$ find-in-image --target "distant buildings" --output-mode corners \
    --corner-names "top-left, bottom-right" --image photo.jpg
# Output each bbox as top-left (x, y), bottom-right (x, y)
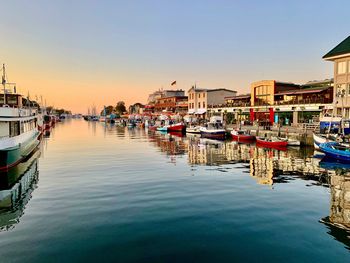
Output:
top-left (187, 87), bottom-right (237, 119)
top-left (128, 103), bottom-right (145, 114)
top-left (146, 89), bottom-right (186, 114)
top-left (323, 35), bottom-right (350, 118)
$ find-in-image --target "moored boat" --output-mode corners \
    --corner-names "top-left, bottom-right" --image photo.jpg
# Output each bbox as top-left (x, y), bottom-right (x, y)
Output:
top-left (319, 142), bottom-right (350, 163)
top-left (256, 137), bottom-right (288, 149)
top-left (0, 64), bottom-right (40, 171)
top-left (157, 126), bottom-right (168, 132)
top-left (186, 126), bottom-right (201, 134)
top-left (231, 130), bottom-right (255, 142)
top-left (200, 123), bottom-right (226, 140)
top-left (167, 123), bottom-right (186, 132)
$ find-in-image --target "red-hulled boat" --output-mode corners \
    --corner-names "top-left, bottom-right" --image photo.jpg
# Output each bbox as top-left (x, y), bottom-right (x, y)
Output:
top-left (167, 123), bottom-right (186, 132)
top-left (231, 130), bottom-right (255, 143)
top-left (256, 137), bottom-right (288, 149)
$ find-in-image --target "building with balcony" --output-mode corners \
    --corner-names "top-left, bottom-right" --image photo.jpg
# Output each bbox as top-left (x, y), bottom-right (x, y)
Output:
top-left (154, 96), bottom-right (188, 114)
top-left (211, 79), bottom-right (333, 126)
top-left (323, 35), bottom-right (350, 118)
top-left (187, 87), bottom-right (237, 118)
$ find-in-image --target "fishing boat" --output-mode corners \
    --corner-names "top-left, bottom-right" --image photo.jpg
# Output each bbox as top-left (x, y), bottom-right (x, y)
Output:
top-left (256, 137), bottom-right (288, 149)
top-left (319, 142), bottom-right (350, 163)
top-left (167, 123), bottom-right (186, 132)
top-left (199, 123), bottom-right (226, 140)
top-left (0, 64), bottom-right (41, 171)
top-left (231, 130), bottom-right (255, 142)
top-left (186, 126), bottom-right (201, 134)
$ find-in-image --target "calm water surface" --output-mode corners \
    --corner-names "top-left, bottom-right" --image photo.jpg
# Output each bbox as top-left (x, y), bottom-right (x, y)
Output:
top-left (0, 119), bottom-right (350, 262)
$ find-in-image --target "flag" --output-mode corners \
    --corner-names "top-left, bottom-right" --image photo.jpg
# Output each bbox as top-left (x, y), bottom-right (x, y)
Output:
top-left (171, 81), bottom-right (176, 86)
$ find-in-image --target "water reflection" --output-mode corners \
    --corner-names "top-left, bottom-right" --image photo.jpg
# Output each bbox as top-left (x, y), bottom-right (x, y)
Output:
top-left (145, 129), bottom-right (350, 249)
top-left (320, 171), bottom-right (350, 250)
top-left (0, 150), bottom-right (40, 231)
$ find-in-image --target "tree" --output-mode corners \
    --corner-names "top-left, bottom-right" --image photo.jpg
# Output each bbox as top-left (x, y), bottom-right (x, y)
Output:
top-left (115, 101), bottom-right (126, 114)
top-left (100, 105), bottom-right (114, 116)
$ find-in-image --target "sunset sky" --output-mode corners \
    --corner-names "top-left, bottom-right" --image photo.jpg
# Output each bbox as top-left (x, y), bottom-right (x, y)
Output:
top-left (1, 0), bottom-right (349, 113)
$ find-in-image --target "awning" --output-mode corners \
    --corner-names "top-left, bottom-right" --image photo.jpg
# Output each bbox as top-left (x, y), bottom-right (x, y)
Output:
top-left (196, 109), bottom-right (207, 114)
top-left (276, 89), bottom-right (325, 96)
top-left (188, 109), bottom-right (195, 114)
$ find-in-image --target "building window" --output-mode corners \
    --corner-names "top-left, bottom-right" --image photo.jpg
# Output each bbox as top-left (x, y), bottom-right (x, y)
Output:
top-left (337, 61), bottom-right (347, 75)
top-left (203, 102), bottom-right (206, 108)
top-left (198, 102), bottom-right (201, 108)
top-left (203, 93), bottom-right (205, 98)
top-left (337, 84), bottom-right (346, 96)
top-left (198, 93), bottom-right (200, 98)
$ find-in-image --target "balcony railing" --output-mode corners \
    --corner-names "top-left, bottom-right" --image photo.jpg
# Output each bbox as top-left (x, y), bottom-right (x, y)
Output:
top-left (274, 98), bottom-right (333, 105)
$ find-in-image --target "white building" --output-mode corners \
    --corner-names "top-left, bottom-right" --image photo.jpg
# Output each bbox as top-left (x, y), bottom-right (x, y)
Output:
top-left (187, 87), bottom-right (237, 118)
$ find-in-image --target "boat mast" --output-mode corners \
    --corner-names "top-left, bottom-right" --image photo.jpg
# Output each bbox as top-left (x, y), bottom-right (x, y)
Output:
top-left (2, 64), bottom-right (6, 105)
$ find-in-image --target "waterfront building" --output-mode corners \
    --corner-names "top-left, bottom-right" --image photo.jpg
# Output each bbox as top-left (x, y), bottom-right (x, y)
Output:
top-left (323, 35), bottom-right (350, 118)
top-left (211, 79), bottom-right (333, 126)
top-left (187, 86), bottom-right (237, 119)
top-left (154, 96), bottom-right (188, 114)
top-left (147, 89), bottom-right (185, 105)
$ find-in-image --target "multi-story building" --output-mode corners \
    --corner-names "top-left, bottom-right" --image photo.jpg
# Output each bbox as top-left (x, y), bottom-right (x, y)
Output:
top-left (212, 79), bottom-right (333, 126)
top-left (147, 89), bottom-right (185, 104)
top-left (154, 96), bottom-right (188, 114)
top-left (323, 35), bottom-right (350, 118)
top-left (187, 87), bottom-right (237, 118)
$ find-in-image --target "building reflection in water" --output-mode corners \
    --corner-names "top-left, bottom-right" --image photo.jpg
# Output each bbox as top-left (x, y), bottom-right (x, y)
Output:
top-left (320, 166), bottom-right (350, 250)
top-left (0, 149), bottom-right (40, 231)
top-left (147, 131), bottom-right (187, 164)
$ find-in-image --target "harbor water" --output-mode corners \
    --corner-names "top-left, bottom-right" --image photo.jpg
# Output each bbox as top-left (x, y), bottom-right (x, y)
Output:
top-left (0, 119), bottom-right (350, 262)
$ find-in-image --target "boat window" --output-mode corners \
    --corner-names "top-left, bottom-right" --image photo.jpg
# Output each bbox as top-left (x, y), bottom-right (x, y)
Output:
top-left (9, 121), bottom-right (20, 137)
top-left (0, 122), bottom-right (10, 137)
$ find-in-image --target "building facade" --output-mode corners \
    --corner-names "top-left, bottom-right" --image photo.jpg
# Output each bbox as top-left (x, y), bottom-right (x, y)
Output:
top-left (154, 96), bottom-right (188, 114)
top-left (323, 36), bottom-right (350, 118)
top-left (187, 87), bottom-right (237, 118)
top-left (211, 79), bottom-right (333, 126)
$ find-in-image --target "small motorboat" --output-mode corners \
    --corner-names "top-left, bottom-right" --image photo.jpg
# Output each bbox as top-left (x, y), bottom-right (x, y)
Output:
top-left (319, 142), bottom-right (350, 163)
top-left (200, 123), bottom-right (226, 140)
top-left (157, 126), bottom-right (168, 132)
top-left (256, 137), bottom-right (288, 149)
top-left (186, 126), bottom-right (201, 134)
top-left (167, 123), bottom-right (186, 132)
top-left (231, 130), bottom-right (255, 142)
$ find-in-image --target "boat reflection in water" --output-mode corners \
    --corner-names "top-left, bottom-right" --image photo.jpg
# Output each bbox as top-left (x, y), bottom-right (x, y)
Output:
top-left (0, 149), bottom-right (40, 231)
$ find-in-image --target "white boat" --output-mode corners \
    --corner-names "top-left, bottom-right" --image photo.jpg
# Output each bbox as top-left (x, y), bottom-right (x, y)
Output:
top-left (0, 64), bottom-right (40, 171)
top-left (186, 126), bottom-right (201, 134)
top-left (199, 123), bottom-right (226, 140)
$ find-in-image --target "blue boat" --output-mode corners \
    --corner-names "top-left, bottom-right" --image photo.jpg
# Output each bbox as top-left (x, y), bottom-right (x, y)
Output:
top-left (319, 142), bottom-right (350, 163)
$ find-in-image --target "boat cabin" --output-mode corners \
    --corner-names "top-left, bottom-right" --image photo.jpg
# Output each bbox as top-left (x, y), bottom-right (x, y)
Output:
top-left (0, 94), bottom-right (23, 108)
top-left (0, 118), bottom-right (37, 138)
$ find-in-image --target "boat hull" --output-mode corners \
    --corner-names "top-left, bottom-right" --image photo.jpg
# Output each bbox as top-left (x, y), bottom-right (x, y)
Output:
top-left (319, 142), bottom-right (350, 163)
top-left (256, 138), bottom-right (288, 149)
top-left (168, 124), bottom-right (186, 132)
top-left (0, 133), bottom-right (40, 171)
top-left (200, 131), bottom-right (226, 140)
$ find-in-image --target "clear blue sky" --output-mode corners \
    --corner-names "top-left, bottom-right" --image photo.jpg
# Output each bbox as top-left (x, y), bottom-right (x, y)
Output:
top-left (0, 0), bottom-right (349, 112)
